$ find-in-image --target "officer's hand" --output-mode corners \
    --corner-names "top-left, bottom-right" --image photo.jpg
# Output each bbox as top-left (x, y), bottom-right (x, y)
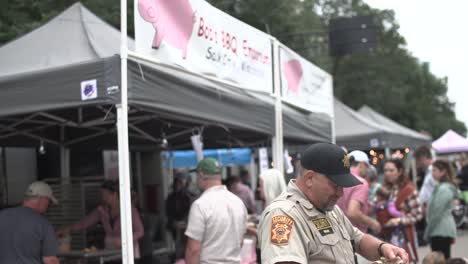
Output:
top-left (369, 220), bottom-right (382, 234)
top-left (380, 243), bottom-right (409, 263)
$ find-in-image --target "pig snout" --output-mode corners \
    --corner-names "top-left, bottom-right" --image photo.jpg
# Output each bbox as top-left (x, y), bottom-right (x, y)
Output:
top-left (137, 0), bottom-right (195, 59)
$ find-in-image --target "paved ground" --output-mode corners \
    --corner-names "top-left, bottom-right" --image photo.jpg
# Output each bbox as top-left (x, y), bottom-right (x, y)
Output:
top-left (417, 228), bottom-right (468, 262)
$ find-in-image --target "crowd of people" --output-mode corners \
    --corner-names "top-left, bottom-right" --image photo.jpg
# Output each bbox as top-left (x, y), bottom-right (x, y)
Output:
top-left (2, 143), bottom-right (468, 264)
top-left (0, 180), bottom-right (145, 264)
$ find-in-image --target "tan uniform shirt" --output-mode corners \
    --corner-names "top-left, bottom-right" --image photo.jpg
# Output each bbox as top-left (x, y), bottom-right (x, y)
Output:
top-left (258, 180), bottom-right (364, 264)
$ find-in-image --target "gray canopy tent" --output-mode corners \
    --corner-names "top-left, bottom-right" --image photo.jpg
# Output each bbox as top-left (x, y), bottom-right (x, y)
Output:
top-left (358, 105), bottom-right (431, 147)
top-left (334, 99), bottom-right (431, 150)
top-left (0, 2), bottom-right (331, 151)
top-left (0, 3), bottom-right (334, 263)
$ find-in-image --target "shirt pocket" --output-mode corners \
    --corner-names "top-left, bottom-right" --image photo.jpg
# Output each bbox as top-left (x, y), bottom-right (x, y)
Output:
top-left (337, 225), bottom-right (356, 264)
top-left (308, 219), bottom-right (339, 262)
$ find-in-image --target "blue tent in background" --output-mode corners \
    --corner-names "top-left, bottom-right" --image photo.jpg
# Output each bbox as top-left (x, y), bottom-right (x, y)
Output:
top-left (164, 148), bottom-right (252, 168)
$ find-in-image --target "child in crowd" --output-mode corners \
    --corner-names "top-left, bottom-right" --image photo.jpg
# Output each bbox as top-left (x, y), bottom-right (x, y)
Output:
top-left (374, 186), bottom-right (404, 218)
top-left (422, 251), bottom-right (445, 264)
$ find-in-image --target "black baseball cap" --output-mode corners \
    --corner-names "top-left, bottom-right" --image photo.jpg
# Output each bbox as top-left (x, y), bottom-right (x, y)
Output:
top-left (300, 143), bottom-right (362, 187)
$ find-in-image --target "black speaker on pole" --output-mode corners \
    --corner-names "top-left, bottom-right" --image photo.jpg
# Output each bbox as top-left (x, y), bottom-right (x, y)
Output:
top-left (329, 16), bottom-right (377, 57)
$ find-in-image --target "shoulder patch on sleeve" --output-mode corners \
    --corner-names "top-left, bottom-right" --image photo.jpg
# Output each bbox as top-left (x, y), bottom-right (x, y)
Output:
top-left (270, 215), bottom-right (294, 245)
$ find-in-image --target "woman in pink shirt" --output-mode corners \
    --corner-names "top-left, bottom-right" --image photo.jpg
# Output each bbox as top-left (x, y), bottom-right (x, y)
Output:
top-left (57, 180), bottom-right (144, 259)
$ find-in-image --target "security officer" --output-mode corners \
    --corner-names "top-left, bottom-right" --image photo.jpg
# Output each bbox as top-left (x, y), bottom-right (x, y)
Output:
top-left (258, 143), bottom-right (409, 264)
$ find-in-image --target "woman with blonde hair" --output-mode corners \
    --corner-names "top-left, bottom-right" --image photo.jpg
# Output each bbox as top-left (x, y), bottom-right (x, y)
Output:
top-left (425, 159), bottom-right (458, 259)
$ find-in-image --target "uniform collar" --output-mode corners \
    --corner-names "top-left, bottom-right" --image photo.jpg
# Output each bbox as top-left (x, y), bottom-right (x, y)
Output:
top-left (286, 180), bottom-right (321, 217)
top-left (202, 185), bottom-right (226, 195)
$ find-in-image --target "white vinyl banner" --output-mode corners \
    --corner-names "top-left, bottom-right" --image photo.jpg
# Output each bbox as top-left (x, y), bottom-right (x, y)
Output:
top-left (279, 45), bottom-right (333, 116)
top-left (191, 134), bottom-right (204, 161)
top-left (135, 0), bottom-right (273, 93)
top-left (258, 147), bottom-right (269, 174)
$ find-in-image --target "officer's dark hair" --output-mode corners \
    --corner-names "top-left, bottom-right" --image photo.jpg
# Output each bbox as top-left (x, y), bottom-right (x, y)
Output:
top-left (414, 145), bottom-right (432, 159)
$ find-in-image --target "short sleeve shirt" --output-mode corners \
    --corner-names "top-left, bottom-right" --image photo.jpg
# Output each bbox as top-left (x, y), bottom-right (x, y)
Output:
top-left (258, 180), bottom-right (364, 264)
top-left (0, 206), bottom-right (58, 264)
top-left (419, 165), bottom-right (436, 204)
top-left (185, 185), bottom-right (247, 264)
top-left (336, 173), bottom-right (369, 232)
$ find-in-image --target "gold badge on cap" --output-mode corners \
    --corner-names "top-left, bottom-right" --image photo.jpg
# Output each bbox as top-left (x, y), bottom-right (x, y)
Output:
top-left (342, 154), bottom-right (350, 168)
top-left (270, 215), bottom-right (294, 245)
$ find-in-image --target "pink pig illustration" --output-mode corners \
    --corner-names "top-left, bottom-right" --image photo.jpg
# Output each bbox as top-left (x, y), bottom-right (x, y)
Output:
top-left (282, 59), bottom-right (303, 95)
top-left (138, 0), bottom-right (194, 59)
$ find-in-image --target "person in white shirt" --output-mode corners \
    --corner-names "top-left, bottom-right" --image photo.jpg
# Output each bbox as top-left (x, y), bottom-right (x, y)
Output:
top-left (185, 158), bottom-right (247, 264)
top-left (415, 146), bottom-right (435, 207)
top-left (414, 145), bottom-right (434, 246)
top-left (259, 168), bottom-right (287, 207)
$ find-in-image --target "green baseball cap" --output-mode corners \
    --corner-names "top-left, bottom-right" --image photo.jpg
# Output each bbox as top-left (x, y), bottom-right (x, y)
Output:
top-left (192, 158), bottom-right (221, 175)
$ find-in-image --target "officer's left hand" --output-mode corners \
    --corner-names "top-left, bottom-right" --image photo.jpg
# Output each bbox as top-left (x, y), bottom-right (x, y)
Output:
top-left (380, 243), bottom-right (409, 263)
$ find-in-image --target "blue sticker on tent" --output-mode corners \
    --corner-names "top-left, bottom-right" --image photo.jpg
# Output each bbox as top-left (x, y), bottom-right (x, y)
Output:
top-left (164, 148), bottom-right (252, 168)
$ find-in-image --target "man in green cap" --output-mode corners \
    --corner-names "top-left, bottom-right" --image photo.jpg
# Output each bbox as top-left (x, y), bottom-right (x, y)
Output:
top-left (185, 158), bottom-right (247, 264)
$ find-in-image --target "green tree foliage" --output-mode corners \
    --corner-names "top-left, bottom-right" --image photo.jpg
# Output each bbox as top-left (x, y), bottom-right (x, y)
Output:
top-left (0, 0), bottom-right (133, 45)
top-left (0, 0), bottom-right (465, 138)
top-left (209, 0), bottom-right (466, 138)
top-left (316, 0), bottom-right (466, 137)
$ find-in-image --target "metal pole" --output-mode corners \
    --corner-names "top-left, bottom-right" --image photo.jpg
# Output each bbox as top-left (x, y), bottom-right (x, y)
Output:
top-left (410, 151), bottom-right (417, 186)
top-left (272, 39), bottom-right (284, 173)
top-left (118, 0), bottom-right (134, 262)
top-left (60, 126), bottom-right (70, 184)
top-left (329, 77), bottom-right (336, 144)
top-left (385, 147), bottom-right (391, 159)
top-left (135, 152), bottom-right (144, 210)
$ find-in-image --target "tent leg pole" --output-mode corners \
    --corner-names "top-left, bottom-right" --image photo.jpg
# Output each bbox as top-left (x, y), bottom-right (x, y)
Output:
top-left (60, 126), bottom-right (70, 184)
top-left (59, 147), bottom-right (70, 184)
top-left (118, 0), bottom-right (134, 262)
top-left (135, 152), bottom-right (144, 209)
top-left (272, 39), bottom-right (284, 173)
top-left (385, 147), bottom-right (391, 159)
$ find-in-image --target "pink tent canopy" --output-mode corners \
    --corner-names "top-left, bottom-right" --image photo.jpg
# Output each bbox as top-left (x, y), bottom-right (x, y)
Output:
top-left (432, 129), bottom-right (468, 153)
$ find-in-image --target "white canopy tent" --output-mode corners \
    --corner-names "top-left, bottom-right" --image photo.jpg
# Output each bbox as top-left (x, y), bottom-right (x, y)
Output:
top-left (432, 129), bottom-right (468, 154)
top-left (0, 2), bottom-right (335, 263)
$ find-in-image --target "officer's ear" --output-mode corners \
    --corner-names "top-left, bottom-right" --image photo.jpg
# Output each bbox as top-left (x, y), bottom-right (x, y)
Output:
top-left (304, 170), bottom-right (315, 187)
